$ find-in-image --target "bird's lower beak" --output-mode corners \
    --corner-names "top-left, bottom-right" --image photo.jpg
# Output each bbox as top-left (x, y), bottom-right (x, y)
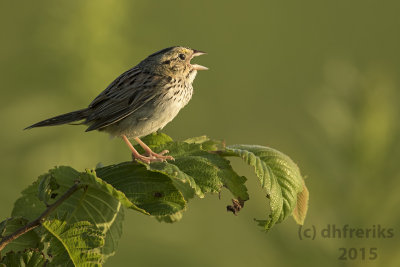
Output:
top-left (191, 49), bottom-right (208, 70)
top-left (192, 64), bottom-right (208, 71)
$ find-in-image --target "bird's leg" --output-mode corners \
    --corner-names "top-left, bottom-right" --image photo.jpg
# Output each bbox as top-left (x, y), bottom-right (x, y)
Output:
top-left (134, 137), bottom-right (174, 161)
top-left (122, 135), bottom-right (163, 164)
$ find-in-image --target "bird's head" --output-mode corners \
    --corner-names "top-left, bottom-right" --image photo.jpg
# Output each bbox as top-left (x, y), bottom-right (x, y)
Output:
top-left (140, 46), bottom-right (207, 79)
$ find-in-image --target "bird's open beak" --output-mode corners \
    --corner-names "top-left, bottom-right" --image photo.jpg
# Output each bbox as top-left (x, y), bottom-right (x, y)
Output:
top-left (191, 49), bottom-right (208, 71)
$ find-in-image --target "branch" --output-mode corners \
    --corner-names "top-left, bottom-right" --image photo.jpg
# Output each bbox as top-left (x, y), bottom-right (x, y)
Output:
top-left (0, 181), bottom-right (82, 252)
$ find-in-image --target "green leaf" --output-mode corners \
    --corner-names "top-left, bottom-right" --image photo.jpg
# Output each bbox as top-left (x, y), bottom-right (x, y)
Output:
top-left (12, 166), bottom-right (127, 262)
top-left (134, 133), bottom-right (248, 201)
top-left (223, 145), bottom-right (305, 231)
top-left (0, 249), bottom-right (47, 267)
top-left (136, 135), bottom-right (248, 212)
top-left (173, 155), bottom-right (224, 194)
top-left (155, 142), bottom-right (248, 199)
top-left (145, 140), bottom-right (249, 219)
top-left (148, 161), bottom-right (204, 199)
top-left (96, 162), bottom-right (187, 216)
top-left (43, 219), bottom-right (104, 266)
top-left (0, 217), bottom-right (42, 255)
top-left (80, 169), bottom-right (148, 214)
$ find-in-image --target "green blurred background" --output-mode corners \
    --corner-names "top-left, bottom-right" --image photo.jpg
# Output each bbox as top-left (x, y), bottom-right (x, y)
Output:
top-left (1, 1), bottom-right (399, 266)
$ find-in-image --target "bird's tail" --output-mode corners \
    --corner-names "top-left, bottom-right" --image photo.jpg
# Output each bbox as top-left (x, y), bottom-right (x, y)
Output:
top-left (24, 108), bottom-right (89, 130)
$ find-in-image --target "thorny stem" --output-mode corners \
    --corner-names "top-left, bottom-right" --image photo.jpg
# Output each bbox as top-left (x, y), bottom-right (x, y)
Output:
top-left (0, 181), bottom-right (83, 253)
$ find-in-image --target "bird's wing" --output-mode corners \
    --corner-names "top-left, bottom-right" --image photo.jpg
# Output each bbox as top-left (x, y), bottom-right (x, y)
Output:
top-left (85, 67), bottom-right (167, 131)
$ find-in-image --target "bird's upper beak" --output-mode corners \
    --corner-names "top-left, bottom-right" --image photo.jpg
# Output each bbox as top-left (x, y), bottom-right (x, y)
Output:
top-left (191, 49), bottom-right (208, 71)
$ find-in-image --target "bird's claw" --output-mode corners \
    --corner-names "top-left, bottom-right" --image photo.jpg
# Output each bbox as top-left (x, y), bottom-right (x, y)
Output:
top-left (132, 151), bottom-right (174, 164)
top-left (149, 153), bottom-right (175, 162)
top-left (132, 154), bottom-right (163, 164)
top-left (145, 150), bottom-right (174, 162)
top-left (158, 150), bottom-right (169, 156)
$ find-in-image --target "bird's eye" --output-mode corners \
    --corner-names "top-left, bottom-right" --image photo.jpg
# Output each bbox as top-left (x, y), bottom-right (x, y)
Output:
top-left (163, 60), bottom-right (171, 64)
top-left (179, 54), bottom-right (186, 60)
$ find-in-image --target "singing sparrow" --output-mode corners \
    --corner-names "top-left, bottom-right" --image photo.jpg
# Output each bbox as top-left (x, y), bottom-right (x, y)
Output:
top-left (25, 46), bottom-right (208, 163)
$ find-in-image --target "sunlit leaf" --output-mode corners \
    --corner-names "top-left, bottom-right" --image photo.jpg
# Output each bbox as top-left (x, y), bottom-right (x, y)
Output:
top-left (43, 219), bottom-right (104, 266)
top-left (153, 141), bottom-right (248, 200)
top-left (148, 161), bottom-right (204, 199)
top-left (12, 167), bottom-right (126, 262)
top-left (222, 145), bottom-right (305, 231)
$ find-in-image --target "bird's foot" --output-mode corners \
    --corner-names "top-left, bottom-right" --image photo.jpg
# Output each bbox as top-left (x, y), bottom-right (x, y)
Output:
top-left (132, 153), bottom-right (164, 164)
top-left (145, 150), bottom-right (175, 161)
top-left (124, 136), bottom-right (174, 164)
top-left (132, 150), bottom-right (174, 164)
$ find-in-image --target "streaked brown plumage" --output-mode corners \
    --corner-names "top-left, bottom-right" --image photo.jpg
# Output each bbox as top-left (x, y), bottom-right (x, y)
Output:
top-left (25, 46), bottom-right (207, 163)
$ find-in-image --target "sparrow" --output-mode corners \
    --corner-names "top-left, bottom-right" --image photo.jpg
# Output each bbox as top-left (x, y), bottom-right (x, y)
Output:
top-left (25, 46), bottom-right (207, 163)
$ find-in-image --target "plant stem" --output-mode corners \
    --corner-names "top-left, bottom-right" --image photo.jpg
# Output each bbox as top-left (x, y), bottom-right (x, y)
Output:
top-left (0, 181), bottom-right (82, 252)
